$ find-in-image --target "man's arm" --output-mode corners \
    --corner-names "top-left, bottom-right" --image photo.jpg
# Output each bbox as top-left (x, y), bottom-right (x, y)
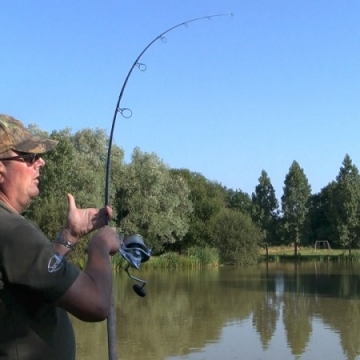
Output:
top-left (54, 226), bottom-right (120, 322)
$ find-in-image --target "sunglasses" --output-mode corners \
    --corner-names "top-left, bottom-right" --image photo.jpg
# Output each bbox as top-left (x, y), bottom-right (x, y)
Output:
top-left (0, 153), bottom-right (42, 165)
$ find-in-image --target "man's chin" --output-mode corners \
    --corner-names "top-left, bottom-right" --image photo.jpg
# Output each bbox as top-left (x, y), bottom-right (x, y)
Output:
top-left (30, 188), bottom-right (40, 199)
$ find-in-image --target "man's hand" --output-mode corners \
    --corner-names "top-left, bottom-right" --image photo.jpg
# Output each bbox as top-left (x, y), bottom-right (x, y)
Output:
top-left (64, 193), bottom-right (113, 241)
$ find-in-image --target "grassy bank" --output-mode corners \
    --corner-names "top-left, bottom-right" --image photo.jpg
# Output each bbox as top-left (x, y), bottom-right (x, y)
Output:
top-left (112, 246), bottom-right (220, 270)
top-left (71, 246), bottom-right (360, 271)
top-left (260, 246), bottom-right (360, 262)
top-left (109, 246), bottom-right (360, 270)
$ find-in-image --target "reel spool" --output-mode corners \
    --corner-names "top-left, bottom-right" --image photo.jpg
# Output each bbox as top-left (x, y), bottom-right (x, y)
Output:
top-left (119, 234), bottom-right (151, 297)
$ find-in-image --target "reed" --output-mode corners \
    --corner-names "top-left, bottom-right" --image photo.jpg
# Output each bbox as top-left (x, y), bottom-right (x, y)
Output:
top-left (111, 247), bottom-right (219, 270)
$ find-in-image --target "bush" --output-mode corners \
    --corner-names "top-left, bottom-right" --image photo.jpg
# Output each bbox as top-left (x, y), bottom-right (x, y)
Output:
top-left (210, 209), bottom-right (263, 266)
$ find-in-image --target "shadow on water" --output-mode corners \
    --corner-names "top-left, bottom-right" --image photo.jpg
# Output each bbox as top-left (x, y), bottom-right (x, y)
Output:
top-left (72, 262), bottom-right (360, 360)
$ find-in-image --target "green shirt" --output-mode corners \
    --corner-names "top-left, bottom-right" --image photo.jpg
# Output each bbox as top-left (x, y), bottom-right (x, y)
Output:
top-left (0, 201), bottom-right (80, 360)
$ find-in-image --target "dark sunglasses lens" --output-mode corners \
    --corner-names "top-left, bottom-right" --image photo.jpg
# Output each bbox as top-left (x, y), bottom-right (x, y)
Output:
top-left (24, 154), bottom-right (40, 164)
top-left (32, 154), bottom-right (41, 163)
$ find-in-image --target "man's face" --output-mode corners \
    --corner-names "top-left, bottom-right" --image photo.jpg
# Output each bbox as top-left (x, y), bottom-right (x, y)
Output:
top-left (0, 151), bottom-right (45, 212)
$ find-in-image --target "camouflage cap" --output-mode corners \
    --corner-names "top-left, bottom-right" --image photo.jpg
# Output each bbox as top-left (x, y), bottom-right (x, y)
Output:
top-left (0, 114), bottom-right (58, 154)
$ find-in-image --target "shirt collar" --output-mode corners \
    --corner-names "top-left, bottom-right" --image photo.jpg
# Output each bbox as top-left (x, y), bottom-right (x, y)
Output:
top-left (0, 199), bottom-right (19, 214)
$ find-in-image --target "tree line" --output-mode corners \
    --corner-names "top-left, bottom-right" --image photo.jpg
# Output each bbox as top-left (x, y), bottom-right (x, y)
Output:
top-left (26, 125), bottom-right (360, 265)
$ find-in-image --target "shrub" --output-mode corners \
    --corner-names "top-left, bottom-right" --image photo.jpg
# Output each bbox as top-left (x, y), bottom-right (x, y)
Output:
top-left (210, 209), bottom-right (263, 266)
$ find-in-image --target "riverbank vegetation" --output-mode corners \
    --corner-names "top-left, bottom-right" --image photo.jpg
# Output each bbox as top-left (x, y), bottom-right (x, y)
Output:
top-left (25, 126), bottom-right (360, 268)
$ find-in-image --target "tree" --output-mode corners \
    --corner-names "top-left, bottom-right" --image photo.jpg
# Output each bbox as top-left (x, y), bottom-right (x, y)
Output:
top-left (226, 188), bottom-right (253, 215)
top-left (170, 169), bottom-right (227, 251)
top-left (308, 182), bottom-right (337, 246)
top-left (114, 149), bottom-right (193, 254)
top-left (252, 170), bottom-right (280, 247)
top-left (331, 155), bottom-right (360, 254)
top-left (70, 127), bottom-right (124, 208)
top-left (281, 161), bottom-right (312, 255)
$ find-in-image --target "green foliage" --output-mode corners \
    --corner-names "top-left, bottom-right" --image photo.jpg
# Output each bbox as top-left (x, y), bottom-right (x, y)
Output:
top-left (227, 188), bottom-right (253, 215)
top-left (281, 161), bottom-right (312, 254)
top-left (308, 183), bottom-right (336, 245)
top-left (331, 155), bottom-right (360, 252)
top-left (38, 129), bottom-right (78, 199)
top-left (210, 208), bottom-right (263, 265)
top-left (114, 149), bottom-right (193, 254)
top-left (307, 156), bottom-right (360, 254)
top-left (252, 170), bottom-right (280, 246)
top-left (27, 195), bottom-right (67, 240)
top-left (170, 169), bottom-right (227, 251)
top-left (185, 246), bottom-right (219, 266)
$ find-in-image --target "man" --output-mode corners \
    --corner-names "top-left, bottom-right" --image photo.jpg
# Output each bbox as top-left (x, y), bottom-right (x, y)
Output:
top-left (0, 114), bottom-right (120, 359)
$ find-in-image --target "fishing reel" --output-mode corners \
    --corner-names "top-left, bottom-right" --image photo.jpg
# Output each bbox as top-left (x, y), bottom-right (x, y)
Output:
top-left (119, 234), bottom-right (152, 297)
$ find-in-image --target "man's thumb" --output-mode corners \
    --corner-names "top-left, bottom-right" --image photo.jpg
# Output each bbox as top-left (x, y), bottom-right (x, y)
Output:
top-left (67, 193), bottom-right (76, 211)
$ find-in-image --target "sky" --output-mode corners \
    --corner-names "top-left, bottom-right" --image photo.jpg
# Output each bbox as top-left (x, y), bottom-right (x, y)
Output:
top-left (1, 1), bottom-right (359, 200)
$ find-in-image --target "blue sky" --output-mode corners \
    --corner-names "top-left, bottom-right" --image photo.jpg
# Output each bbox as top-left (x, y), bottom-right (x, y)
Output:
top-left (1, 1), bottom-right (359, 200)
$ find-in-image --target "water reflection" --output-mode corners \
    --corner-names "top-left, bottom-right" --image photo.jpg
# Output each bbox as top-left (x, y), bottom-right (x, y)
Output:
top-left (72, 262), bottom-right (360, 360)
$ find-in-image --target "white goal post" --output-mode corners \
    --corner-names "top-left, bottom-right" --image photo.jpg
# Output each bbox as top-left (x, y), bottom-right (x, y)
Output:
top-left (314, 240), bottom-right (331, 251)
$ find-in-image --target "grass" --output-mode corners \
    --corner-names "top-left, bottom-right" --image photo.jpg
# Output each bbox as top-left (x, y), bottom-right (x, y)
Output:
top-left (259, 246), bottom-right (360, 262)
top-left (260, 246), bottom-right (347, 256)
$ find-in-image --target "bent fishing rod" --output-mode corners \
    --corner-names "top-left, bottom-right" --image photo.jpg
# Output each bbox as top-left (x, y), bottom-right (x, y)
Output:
top-left (103, 13), bottom-right (233, 360)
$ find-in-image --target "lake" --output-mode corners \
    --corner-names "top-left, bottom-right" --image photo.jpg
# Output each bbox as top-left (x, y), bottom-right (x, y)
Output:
top-left (71, 261), bottom-right (360, 360)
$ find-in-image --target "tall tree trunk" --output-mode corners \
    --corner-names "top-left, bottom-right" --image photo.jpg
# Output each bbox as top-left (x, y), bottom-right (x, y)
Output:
top-left (294, 242), bottom-right (298, 256)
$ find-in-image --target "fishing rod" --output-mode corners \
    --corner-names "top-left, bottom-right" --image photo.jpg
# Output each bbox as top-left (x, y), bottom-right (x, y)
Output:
top-left (104, 13), bottom-right (233, 360)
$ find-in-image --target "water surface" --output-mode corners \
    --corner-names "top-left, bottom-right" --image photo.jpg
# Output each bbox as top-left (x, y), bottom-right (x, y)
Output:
top-left (72, 262), bottom-right (360, 359)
